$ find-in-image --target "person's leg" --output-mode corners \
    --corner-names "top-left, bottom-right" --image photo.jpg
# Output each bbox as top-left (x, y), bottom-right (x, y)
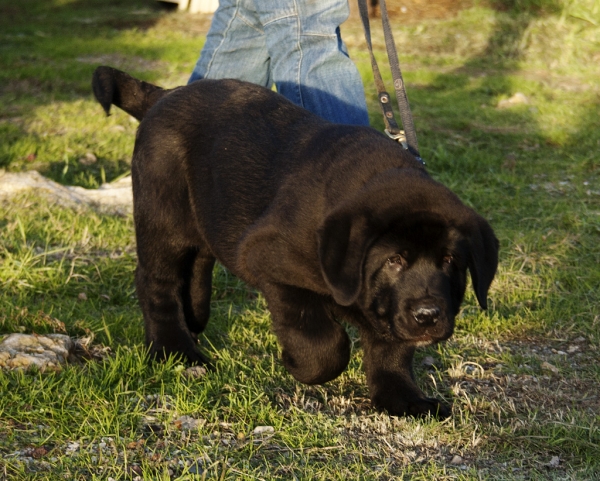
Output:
top-left (253, 0), bottom-right (369, 125)
top-left (189, 0), bottom-right (272, 87)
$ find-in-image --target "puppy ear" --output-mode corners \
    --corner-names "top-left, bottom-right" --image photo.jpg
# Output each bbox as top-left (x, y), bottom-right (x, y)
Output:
top-left (467, 216), bottom-right (499, 309)
top-left (318, 211), bottom-right (375, 306)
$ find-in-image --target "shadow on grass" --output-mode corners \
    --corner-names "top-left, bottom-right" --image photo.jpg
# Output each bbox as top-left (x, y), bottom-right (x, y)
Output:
top-left (402, 5), bottom-right (600, 341)
top-left (0, 0), bottom-right (175, 98)
top-left (0, 0), bottom-right (186, 185)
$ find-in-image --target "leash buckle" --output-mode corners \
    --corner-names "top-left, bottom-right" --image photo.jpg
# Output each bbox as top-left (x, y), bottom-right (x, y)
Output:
top-left (385, 129), bottom-right (426, 165)
top-left (385, 129), bottom-right (408, 149)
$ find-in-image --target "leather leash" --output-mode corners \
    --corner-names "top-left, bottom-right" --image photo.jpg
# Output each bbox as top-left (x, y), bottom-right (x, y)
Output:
top-left (357, 0), bottom-right (424, 164)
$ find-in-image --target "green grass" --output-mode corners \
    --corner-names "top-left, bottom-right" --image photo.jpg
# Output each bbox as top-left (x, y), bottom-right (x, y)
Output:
top-left (1, 0), bottom-right (599, 479)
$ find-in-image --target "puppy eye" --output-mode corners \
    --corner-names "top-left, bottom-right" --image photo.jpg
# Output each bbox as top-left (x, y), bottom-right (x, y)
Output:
top-left (386, 254), bottom-right (407, 271)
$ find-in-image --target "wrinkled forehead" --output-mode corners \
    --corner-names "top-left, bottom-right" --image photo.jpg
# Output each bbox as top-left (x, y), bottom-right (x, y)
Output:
top-left (371, 216), bottom-right (467, 257)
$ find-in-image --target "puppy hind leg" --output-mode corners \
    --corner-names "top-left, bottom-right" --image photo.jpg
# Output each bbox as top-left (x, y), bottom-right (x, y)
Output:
top-left (136, 262), bottom-right (209, 366)
top-left (264, 285), bottom-right (351, 385)
top-left (181, 248), bottom-right (216, 336)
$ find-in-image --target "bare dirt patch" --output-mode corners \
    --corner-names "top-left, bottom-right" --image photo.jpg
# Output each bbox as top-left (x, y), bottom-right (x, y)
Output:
top-left (350, 0), bottom-right (473, 23)
top-left (152, 10), bottom-right (214, 36)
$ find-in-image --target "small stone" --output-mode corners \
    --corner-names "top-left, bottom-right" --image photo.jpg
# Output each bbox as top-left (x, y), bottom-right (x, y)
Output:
top-left (188, 461), bottom-right (204, 475)
top-left (65, 442), bottom-right (80, 455)
top-left (547, 456), bottom-right (560, 468)
top-left (422, 356), bottom-right (435, 367)
top-left (573, 336), bottom-right (586, 343)
top-left (236, 432), bottom-right (246, 442)
top-left (78, 292), bottom-right (88, 301)
top-left (78, 152), bottom-right (97, 166)
top-left (567, 345), bottom-right (579, 353)
top-left (450, 455), bottom-right (463, 465)
top-left (174, 415), bottom-right (202, 431)
top-left (541, 361), bottom-right (559, 374)
top-left (252, 426), bottom-right (274, 436)
top-left (183, 365), bottom-right (207, 379)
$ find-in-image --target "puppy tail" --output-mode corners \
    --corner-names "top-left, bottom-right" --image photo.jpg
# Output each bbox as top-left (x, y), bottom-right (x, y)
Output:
top-left (92, 66), bottom-right (169, 121)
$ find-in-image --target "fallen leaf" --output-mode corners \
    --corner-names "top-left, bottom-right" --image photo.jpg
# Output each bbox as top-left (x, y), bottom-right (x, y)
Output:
top-left (497, 92), bottom-right (529, 108)
top-left (541, 361), bottom-right (559, 374)
top-left (32, 446), bottom-right (48, 459)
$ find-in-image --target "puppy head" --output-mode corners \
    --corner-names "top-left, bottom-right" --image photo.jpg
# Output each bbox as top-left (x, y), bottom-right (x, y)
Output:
top-left (318, 169), bottom-right (498, 344)
top-left (358, 215), bottom-right (469, 343)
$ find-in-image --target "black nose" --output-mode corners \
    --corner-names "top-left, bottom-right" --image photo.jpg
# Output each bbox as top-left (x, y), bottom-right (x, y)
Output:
top-left (412, 306), bottom-right (440, 325)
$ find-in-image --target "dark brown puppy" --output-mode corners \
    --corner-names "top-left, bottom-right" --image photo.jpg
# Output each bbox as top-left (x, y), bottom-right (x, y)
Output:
top-left (93, 66), bottom-right (499, 418)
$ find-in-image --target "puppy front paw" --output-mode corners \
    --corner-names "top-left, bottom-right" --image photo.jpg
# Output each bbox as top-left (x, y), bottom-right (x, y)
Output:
top-left (372, 394), bottom-right (451, 419)
top-left (148, 341), bottom-right (212, 367)
top-left (406, 397), bottom-right (451, 419)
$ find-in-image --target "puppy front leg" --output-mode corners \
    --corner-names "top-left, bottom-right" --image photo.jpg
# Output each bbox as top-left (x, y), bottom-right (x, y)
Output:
top-left (361, 330), bottom-right (450, 418)
top-left (263, 284), bottom-right (351, 385)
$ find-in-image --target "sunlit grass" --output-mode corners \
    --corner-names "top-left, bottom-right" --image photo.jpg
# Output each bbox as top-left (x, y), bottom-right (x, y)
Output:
top-left (1, 0), bottom-right (599, 479)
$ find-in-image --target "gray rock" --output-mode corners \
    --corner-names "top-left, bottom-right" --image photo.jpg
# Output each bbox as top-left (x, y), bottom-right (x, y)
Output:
top-left (183, 365), bottom-right (207, 379)
top-left (0, 170), bottom-right (132, 215)
top-left (0, 333), bottom-right (74, 371)
top-left (547, 456), bottom-right (560, 468)
top-left (174, 415), bottom-right (204, 431)
top-left (421, 356), bottom-right (436, 367)
top-left (252, 426), bottom-right (275, 436)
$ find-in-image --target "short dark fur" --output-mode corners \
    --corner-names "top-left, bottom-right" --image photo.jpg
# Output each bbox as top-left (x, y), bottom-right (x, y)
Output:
top-left (93, 66), bottom-right (499, 418)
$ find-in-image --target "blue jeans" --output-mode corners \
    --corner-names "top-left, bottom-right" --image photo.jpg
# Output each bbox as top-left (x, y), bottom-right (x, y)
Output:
top-left (189, 0), bottom-right (370, 126)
